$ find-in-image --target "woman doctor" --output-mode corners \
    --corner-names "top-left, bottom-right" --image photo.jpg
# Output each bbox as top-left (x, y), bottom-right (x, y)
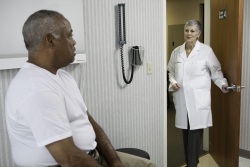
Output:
top-left (167, 19), bottom-right (229, 167)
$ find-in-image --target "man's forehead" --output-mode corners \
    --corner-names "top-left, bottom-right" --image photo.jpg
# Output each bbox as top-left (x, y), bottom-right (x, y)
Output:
top-left (61, 19), bottom-right (73, 32)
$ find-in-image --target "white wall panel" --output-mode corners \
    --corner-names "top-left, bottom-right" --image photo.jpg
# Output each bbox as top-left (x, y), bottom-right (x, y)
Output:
top-left (240, 0), bottom-right (250, 151)
top-left (82, 1), bottom-right (165, 166)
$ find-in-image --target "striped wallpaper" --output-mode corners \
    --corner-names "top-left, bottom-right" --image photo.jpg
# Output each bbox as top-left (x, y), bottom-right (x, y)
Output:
top-left (240, 0), bottom-right (250, 152)
top-left (81, 1), bottom-right (166, 166)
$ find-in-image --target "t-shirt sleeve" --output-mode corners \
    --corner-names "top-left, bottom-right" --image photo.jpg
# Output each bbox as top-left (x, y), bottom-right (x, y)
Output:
top-left (19, 90), bottom-right (72, 147)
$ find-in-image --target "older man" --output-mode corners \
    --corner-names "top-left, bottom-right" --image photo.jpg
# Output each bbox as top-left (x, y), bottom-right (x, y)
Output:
top-left (5, 10), bottom-right (156, 167)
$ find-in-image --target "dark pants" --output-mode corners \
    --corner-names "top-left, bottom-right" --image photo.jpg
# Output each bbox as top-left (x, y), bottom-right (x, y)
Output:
top-left (182, 120), bottom-right (204, 167)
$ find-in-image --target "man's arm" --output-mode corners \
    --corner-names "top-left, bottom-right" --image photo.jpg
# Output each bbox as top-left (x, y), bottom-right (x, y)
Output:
top-left (46, 137), bottom-right (102, 167)
top-left (87, 112), bottom-right (124, 167)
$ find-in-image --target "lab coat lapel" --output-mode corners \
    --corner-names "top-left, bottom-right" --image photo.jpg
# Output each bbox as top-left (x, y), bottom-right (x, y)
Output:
top-left (184, 41), bottom-right (201, 74)
top-left (187, 41), bottom-right (201, 60)
top-left (178, 43), bottom-right (187, 61)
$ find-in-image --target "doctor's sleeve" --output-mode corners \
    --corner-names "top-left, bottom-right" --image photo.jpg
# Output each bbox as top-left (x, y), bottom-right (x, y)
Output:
top-left (167, 51), bottom-right (178, 92)
top-left (207, 49), bottom-right (228, 90)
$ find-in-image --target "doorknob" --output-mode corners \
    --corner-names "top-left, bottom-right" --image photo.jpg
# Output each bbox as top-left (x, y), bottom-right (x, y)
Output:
top-left (227, 84), bottom-right (236, 91)
top-left (227, 84), bottom-right (245, 92)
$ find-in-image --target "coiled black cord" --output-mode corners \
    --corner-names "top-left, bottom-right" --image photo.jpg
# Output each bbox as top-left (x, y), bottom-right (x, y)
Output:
top-left (120, 45), bottom-right (134, 84)
top-left (118, 4), bottom-right (133, 84)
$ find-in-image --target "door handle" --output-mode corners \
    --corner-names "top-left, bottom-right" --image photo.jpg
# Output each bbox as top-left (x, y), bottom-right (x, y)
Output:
top-left (227, 84), bottom-right (245, 92)
top-left (227, 84), bottom-right (236, 91)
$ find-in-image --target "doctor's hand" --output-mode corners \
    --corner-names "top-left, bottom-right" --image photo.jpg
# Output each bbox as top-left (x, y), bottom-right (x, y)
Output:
top-left (222, 84), bottom-right (229, 93)
top-left (172, 83), bottom-right (181, 92)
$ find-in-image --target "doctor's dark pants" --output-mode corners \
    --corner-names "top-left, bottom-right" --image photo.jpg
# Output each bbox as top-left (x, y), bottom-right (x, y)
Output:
top-left (182, 120), bottom-right (204, 167)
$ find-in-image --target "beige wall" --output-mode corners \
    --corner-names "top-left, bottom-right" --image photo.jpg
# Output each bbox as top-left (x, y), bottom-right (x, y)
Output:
top-left (167, 0), bottom-right (204, 25)
top-left (166, 0), bottom-right (205, 62)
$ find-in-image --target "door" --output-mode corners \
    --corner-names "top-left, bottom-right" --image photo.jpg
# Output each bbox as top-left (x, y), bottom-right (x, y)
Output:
top-left (209, 0), bottom-right (244, 167)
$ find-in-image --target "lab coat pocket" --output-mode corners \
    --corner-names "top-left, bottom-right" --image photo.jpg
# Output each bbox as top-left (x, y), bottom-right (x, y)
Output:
top-left (172, 91), bottom-right (180, 111)
top-left (191, 61), bottom-right (206, 76)
top-left (194, 89), bottom-right (211, 111)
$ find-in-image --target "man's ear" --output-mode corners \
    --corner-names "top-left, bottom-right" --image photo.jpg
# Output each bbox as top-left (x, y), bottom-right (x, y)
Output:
top-left (45, 33), bottom-right (55, 47)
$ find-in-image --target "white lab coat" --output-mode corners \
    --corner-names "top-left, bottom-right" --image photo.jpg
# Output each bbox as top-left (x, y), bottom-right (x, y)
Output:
top-left (167, 41), bottom-right (227, 130)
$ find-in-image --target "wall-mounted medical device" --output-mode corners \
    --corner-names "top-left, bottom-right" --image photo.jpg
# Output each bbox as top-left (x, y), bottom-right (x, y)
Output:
top-left (118, 3), bottom-right (144, 84)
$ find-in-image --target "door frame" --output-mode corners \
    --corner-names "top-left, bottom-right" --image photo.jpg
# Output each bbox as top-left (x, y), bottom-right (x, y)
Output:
top-left (165, 0), bottom-right (211, 165)
top-left (203, 0), bottom-right (211, 151)
top-left (163, 0), bottom-right (167, 167)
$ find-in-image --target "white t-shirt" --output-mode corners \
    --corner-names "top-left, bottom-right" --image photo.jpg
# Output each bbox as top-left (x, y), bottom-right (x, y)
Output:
top-left (5, 63), bottom-right (97, 167)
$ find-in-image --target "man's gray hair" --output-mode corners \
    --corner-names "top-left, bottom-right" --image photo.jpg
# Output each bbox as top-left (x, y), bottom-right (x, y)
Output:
top-left (184, 19), bottom-right (202, 32)
top-left (22, 10), bottom-right (65, 52)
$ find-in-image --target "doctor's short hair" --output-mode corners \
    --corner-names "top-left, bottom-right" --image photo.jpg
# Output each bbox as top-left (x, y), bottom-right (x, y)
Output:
top-left (184, 19), bottom-right (202, 33)
top-left (22, 10), bottom-right (66, 52)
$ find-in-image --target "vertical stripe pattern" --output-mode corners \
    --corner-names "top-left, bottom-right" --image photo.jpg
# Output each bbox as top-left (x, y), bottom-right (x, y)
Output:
top-left (240, 0), bottom-right (250, 151)
top-left (82, 1), bottom-right (165, 166)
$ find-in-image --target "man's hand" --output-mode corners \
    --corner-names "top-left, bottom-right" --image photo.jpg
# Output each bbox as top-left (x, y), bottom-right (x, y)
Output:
top-left (222, 84), bottom-right (229, 93)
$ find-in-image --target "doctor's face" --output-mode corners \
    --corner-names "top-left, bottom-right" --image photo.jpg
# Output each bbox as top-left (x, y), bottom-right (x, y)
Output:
top-left (184, 25), bottom-right (200, 44)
